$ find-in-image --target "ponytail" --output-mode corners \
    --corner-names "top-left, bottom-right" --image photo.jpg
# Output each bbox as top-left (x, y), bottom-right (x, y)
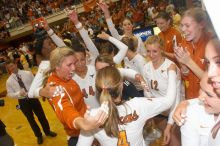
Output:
top-left (96, 66), bottom-right (123, 137)
top-left (100, 89), bottom-right (120, 137)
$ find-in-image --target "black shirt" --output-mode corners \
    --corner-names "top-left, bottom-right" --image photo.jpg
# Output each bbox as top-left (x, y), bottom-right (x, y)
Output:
top-left (122, 80), bottom-right (142, 100)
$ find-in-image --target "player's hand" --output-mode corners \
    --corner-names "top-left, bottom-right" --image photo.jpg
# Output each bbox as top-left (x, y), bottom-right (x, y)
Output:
top-left (68, 9), bottom-right (80, 25)
top-left (162, 125), bottom-right (171, 145)
top-left (172, 100), bottom-right (188, 126)
top-left (97, 1), bottom-right (110, 18)
top-left (97, 31), bottom-right (110, 40)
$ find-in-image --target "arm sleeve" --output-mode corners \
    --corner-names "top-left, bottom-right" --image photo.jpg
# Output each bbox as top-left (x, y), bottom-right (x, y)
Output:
top-left (47, 29), bottom-right (66, 47)
top-left (168, 80), bottom-right (181, 124)
top-left (118, 68), bottom-right (138, 80)
top-left (28, 61), bottom-right (50, 98)
top-left (134, 55), bottom-right (146, 74)
top-left (77, 131), bottom-right (95, 146)
top-left (106, 18), bottom-right (122, 40)
top-left (109, 37), bottom-right (128, 64)
top-left (77, 25), bottom-right (99, 57)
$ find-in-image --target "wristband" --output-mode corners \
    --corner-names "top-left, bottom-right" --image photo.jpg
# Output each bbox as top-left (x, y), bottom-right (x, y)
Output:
top-left (75, 22), bottom-right (83, 30)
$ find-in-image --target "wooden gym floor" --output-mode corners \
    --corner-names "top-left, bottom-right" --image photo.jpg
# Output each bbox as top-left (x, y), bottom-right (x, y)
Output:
top-left (0, 72), bottom-right (162, 146)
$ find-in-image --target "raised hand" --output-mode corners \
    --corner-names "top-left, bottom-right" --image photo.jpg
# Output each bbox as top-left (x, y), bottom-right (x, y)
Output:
top-left (67, 9), bottom-right (80, 25)
top-left (41, 18), bottom-right (50, 31)
top-left (97, 0), bottom-right (110, 18)
top-left (97, 31), bottom-right (110, 40)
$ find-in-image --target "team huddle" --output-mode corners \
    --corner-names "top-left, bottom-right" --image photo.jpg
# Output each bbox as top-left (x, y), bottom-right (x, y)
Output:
top-left (4, 1), bottom-right (220, 146)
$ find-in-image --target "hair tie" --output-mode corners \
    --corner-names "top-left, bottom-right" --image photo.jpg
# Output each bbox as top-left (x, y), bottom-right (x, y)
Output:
top-left (102, 86), bottom-right (108, 91)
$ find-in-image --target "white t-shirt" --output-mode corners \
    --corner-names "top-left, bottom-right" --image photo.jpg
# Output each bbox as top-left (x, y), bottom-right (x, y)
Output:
top-left (72, 65), bottom-right (99, 109)
top-left (181, 100), bottom-right (215, 146)
top-left (77, 96), bottom-right (176, 146)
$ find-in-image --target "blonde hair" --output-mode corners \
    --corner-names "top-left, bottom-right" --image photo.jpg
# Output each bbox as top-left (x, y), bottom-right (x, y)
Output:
top-left (50, 46), bottom-right (75, 72)
top-left (43, 47), bottom-right (75, 86)
top-left (95, 66), bottom-right (123, 137)
top-left (145, 35), bottom-right (164, 50)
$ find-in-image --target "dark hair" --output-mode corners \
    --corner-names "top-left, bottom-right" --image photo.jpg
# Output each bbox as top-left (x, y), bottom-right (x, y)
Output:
top-left (155, 11), bottom-right (172, 22)
top-left (71, 39), bottom-right (87, 56)
top-left (5, 59), bottom-right (16, 65)
top-left (33, 28), bottom-right (48, 55)
top-left (121, 36), bottom-right (138, 52)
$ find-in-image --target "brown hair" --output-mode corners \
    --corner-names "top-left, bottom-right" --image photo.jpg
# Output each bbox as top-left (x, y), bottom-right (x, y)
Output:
top-left (95, 66), bottom-right (123, 137)
top-left (121, 36), bottom-right (138, 52)
top-left (95, 54), bottom-right (116, 67)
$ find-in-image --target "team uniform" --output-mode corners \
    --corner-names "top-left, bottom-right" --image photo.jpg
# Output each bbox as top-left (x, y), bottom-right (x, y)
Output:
top-left (158, 27), bottom-right (182, 60)
top-left (124, 54), bottom-right (146, 91)
top-left (106, 18), bottom-right (146, 56)
top-left (180, 32), bottom-right (212, 99)
top-left (181, 99), bottom-right (215, 146)
top-left (47, 72), bottom-right (87, 137)
top-left (72, 65), bottom-right (99, 109)
top-left (77, 70), bottom-right (178, 146)
top-left (142, 58), bottom-right (182, 124)
top-left (75, 23), bottom-right (128, 65)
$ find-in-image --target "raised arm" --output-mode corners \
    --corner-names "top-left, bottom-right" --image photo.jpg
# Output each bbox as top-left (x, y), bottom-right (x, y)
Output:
top-left (98, 2), bottom-right (121, 40)
top-left (97, 32), bottom-right (128, 64)
top-left (68, 10), bottom-right (99, 57)
top-left (42, 19), bottom-right (66, 47)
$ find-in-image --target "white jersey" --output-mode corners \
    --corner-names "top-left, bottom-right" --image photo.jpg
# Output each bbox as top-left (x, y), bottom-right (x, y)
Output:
top-left (208, 116), bottom-right (220, 146)
top-left (106, 18), bottom-right (146, 56)
top-left (72, 65), bottom-right (99, 109)
top-left (124, 54), bottom-right (146, 91)
top-left (181, 100), bottom-right (215, 146)
top-left (77, 95), bottom-right (176, 146)
top-left (142, 58), bottom-right (181, 124)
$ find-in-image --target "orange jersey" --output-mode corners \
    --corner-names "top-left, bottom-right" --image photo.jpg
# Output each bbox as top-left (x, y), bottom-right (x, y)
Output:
top-left (158, 27), bottom-right (182, 53)
top-left (181, 32), bottom-right (212, 99)
top-left (47, 73), bottom-right (87, 137)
